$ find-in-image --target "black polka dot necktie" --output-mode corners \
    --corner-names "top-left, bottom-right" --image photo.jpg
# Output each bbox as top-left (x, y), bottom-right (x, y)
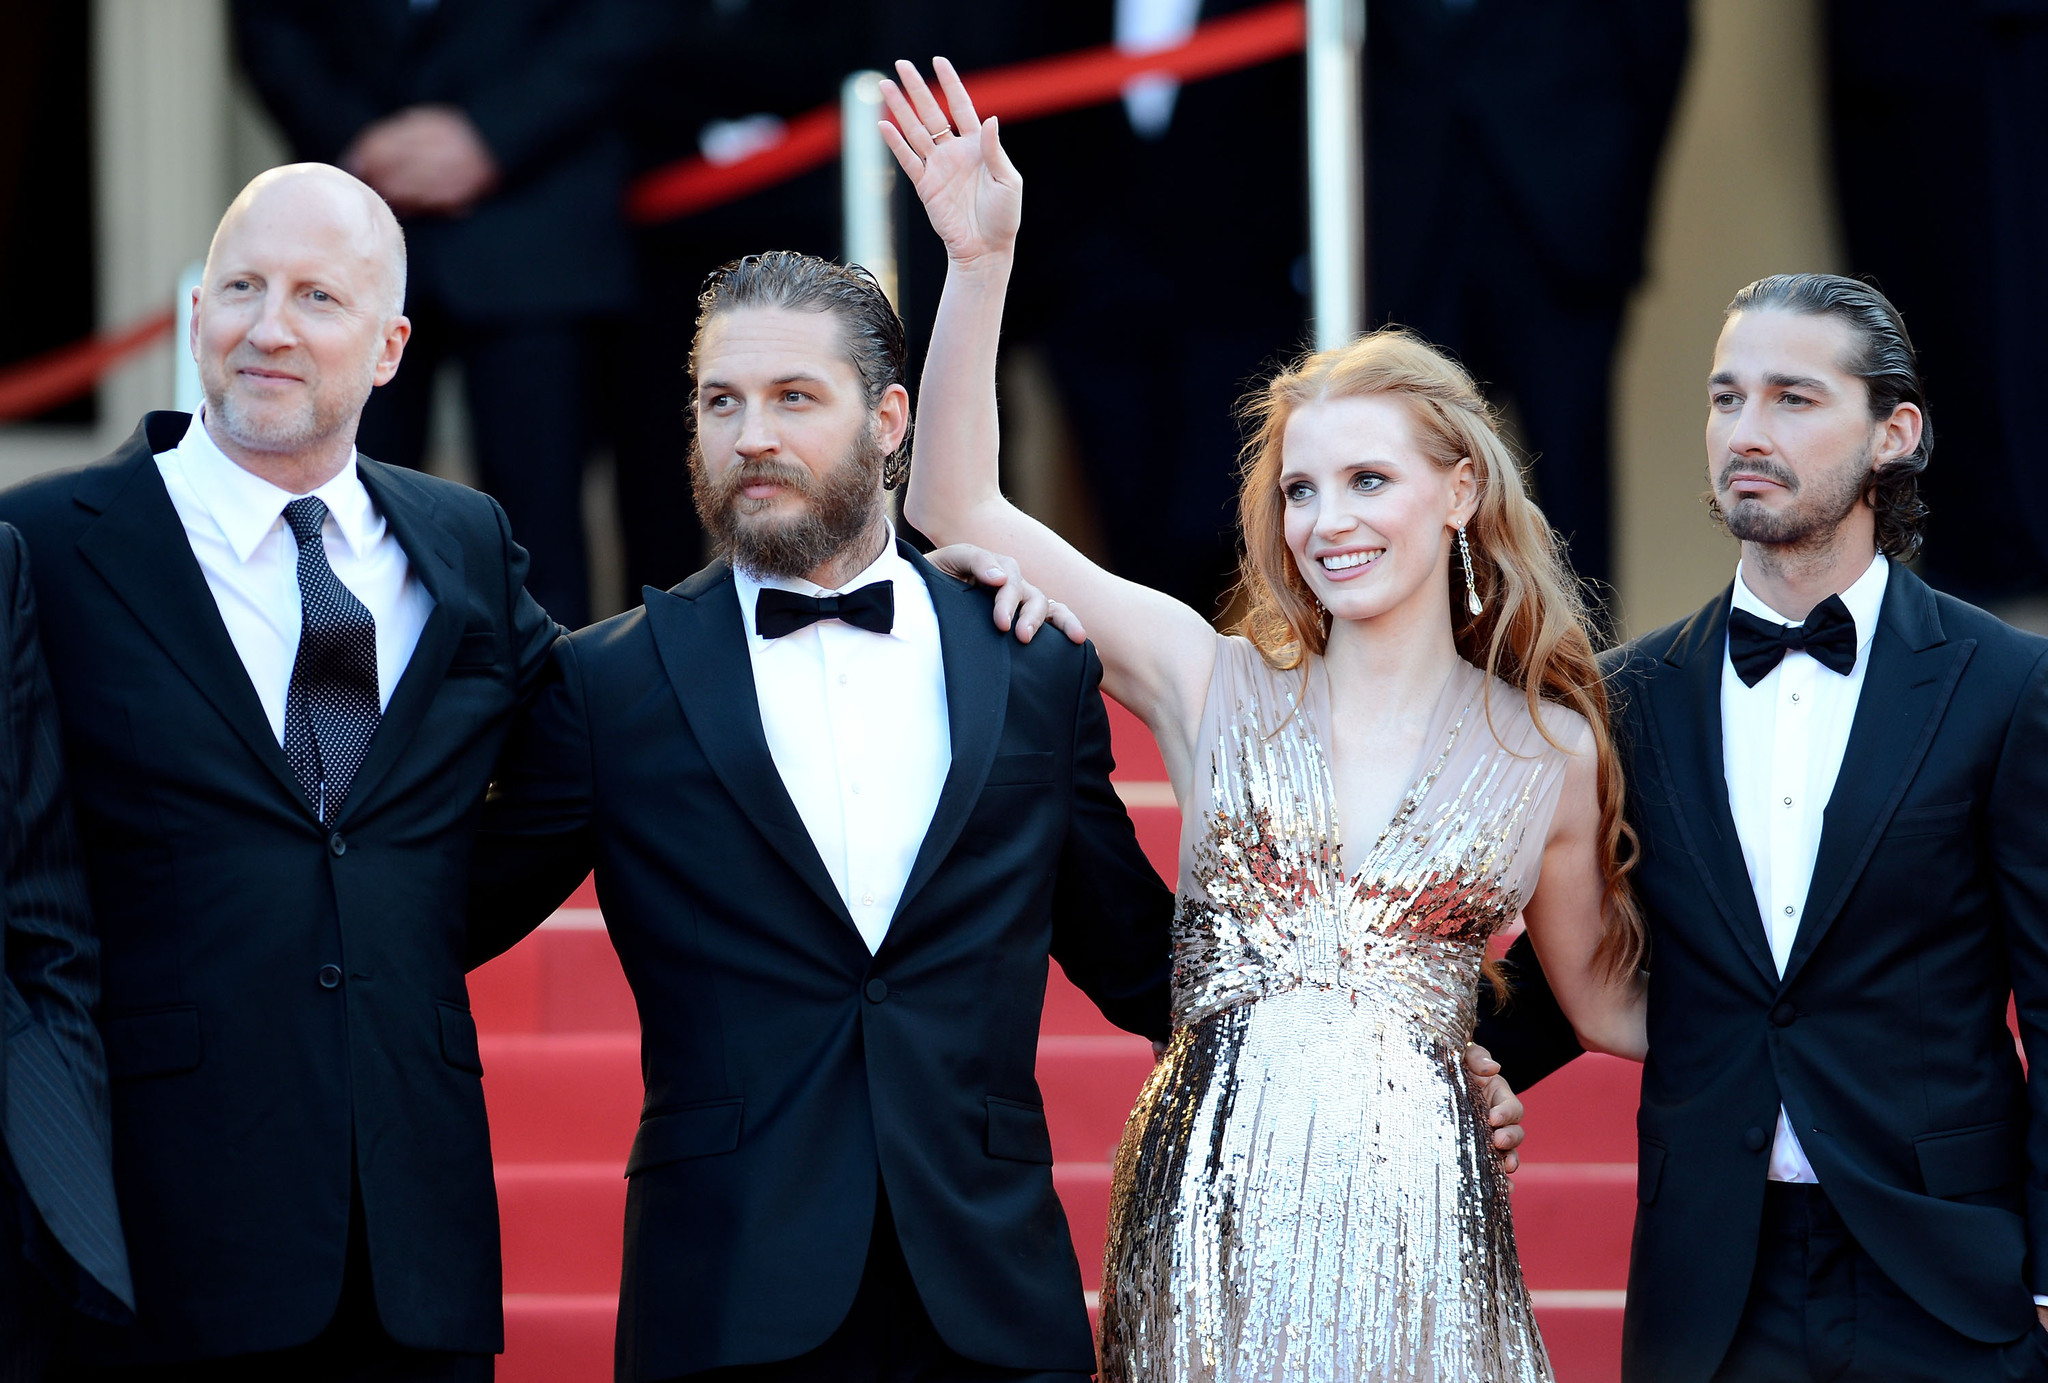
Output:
top-left (281, 497), bottom-right (381, 823)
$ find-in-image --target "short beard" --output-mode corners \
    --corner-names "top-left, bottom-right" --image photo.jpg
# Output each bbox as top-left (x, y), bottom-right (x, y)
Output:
top-left (691, 427), bottom-right (887, 581)
top-left (1710, 444), bottom-right (1871, 555)
top-left (203, 350), bottom-right (373, 456)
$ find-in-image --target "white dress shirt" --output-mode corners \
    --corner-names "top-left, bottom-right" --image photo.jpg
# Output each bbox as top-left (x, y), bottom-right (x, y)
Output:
top-left (154, 413), bottom-right (435, 744)
top-left (732, 541), bottom-right (952, 954)
top-left (1721, 552), bottom-right (1888, 1184)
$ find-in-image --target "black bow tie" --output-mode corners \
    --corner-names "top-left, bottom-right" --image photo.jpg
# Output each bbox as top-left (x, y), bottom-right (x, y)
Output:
top-left (1727, 594), bottom-right (1858, 687)
top-left (754, 581), bottom-right (895, 639)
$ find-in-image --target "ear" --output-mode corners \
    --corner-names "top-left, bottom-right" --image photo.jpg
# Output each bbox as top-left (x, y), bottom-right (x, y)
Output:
top-left (875, 381), bottom-right (911, 454)
top-left (1446, 456), bottom-right (1480, 528)
top-left (187, 285), bottom-right (203, 365)
top-left (1873, 400), bottom-right (1922, 469)
top-left (372, 314), bottom-right (411, 387)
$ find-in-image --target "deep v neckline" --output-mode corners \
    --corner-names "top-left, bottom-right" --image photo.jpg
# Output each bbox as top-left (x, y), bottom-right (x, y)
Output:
top-left (1310, 656), bottom-right (1477, 883)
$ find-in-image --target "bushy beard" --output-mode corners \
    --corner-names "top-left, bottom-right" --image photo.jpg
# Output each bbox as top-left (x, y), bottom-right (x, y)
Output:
top-left (1712, 444), bottom-right (1870, 551)
top-left (690, 426), bottom-right (887, 580)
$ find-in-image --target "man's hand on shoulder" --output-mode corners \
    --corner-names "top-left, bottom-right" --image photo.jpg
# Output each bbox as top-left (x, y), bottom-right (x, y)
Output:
top-left (1466, 1042), bottom-right (1527, 1174)
top-left (926, 544), bottom-right (1086, 646)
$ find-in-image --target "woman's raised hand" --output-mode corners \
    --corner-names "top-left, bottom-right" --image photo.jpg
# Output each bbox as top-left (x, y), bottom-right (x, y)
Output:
top-left (879, 58), bottom-right (1021, 267)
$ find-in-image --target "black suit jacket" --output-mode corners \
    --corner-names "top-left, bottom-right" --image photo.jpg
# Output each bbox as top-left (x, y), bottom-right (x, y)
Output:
top-left (0, 523), bottom-right (130, 1318)
top-left (232, 0), bottom-right (674, 322)
top-left (0, 412), bottom-right (560, 1363)
top-left (1478, 563), bottom-right (2048, 1382)
top-left (469, 546), bottom-right (1174, 1382)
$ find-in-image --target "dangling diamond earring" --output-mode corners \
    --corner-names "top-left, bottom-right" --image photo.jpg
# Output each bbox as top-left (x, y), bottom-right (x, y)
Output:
top-left (1456, 524), bottom-right (1484, 617)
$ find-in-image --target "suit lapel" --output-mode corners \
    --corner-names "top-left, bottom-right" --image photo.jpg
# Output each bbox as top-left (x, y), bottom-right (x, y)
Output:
top-left (1779, 566), bottom-right (1971, 987)
top-left (72, 417), bottom-right (312, 818)
top-left (333, 460), bottom-right (464, 827)
top-left (644, 563), bottom-right (857, 931)
top-left (889, 543), bottom-right (1009, 928)
top-left (1644, 585), bottom-right (1778, 986)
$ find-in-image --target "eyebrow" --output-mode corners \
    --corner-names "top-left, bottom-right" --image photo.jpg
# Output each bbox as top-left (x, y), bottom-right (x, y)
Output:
top-left (698, 372), bottom-right (835, 392)
top-left (1707, 371), bottom-right (1834, 393)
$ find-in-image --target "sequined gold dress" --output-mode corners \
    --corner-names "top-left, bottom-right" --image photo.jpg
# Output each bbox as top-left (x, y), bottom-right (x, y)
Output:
top-left (1098, 637), bottom-right (1575, 1383)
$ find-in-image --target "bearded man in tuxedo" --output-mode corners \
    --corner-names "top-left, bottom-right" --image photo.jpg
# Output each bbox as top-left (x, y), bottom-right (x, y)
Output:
top-left (1478, 273), bottom-right (2048, 1383)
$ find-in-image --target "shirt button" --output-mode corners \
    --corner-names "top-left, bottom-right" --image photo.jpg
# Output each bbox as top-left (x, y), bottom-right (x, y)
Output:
top-left (837, 673), bottom-right (848, 686)
top-left (1782, 797), bottom-right (1793, 807)
top-left (317, 964), bottom-right (342, 990)
top-left (1783, 905), bottom-right (1795, 916)
top-left (1791, 693), bottom-right (1801, 703)
top-left (861, 893), bottom-right (876, 907)
top-left (850, 782), bottom-right (861, 795)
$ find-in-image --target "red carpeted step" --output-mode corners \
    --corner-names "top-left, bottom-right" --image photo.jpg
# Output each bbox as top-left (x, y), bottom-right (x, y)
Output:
top-left (1040, 964), bottom-right (1125, 1037)
top-left (1510, 1164), bottom-right (1636, 1290)
top-left (1531, 1299), bottom-right (1625, 1383)
top-left (482, 1032), bottom-right (640, 1163)
top-left (1104, 697), bottom-right (1166, 782)
top-left (1038, 1034), bottom-right (1154, 1164)
top-left (472, 918), bottom-right (635, 1036)
top-left (501, 1294), bottom-right (614, 1383)
top-left (1517, 1055), bottom-right (1640, 1165)
top-left (497, 1164), bottom-right (625, 1295)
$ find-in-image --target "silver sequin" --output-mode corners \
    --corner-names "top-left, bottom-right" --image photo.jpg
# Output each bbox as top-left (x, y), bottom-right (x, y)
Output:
top-left (1099, 641), bottom-right (1574, 1383)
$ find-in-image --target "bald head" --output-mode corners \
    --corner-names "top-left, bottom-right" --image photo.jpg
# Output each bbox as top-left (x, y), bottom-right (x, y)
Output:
top-left (208, 163), bottom-right (407, 320)
top-left (192, 163), bottom-right (414, 491)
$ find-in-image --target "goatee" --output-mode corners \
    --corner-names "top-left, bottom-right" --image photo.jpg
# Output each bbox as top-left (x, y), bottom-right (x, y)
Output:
top-left (1711, 447), bottom-right (1869, 551)
top-left (691, 427), bottom-right (888, 580)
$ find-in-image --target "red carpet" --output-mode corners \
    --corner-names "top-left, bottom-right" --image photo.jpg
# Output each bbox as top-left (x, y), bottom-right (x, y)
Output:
top-left (468, 700), bottom-right (1636, 1382)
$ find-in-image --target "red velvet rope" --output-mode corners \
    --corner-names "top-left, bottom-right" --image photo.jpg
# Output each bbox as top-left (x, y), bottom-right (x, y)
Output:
top-left (0, 310), bottom-right (175, 424)
top-left (625, 0), bottom-right (1307, 224)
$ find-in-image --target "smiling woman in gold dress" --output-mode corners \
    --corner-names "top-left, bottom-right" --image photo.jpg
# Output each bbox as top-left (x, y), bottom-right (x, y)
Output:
top-left (882, 60), bottom-right (1650, 1383)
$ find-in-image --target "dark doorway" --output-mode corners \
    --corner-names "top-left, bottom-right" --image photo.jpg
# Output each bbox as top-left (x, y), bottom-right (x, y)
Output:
top-left (0, 0), bottom-right (96, 424)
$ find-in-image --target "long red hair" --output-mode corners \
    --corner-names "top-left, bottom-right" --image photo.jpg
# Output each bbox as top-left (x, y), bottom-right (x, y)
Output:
top-left (1232, 328), bottom-right (1644, 980)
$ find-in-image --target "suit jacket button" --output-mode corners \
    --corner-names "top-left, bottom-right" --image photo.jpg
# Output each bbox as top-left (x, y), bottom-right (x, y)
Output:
top-left (317, 964), bottom-right (342, 990)
top-left (329, 834), bottom-right (347, 857)
top-left (1770, 1001), bottom-right (1797, 1027)
top-left (1745, 1126), bottom-right (1767, 1151)
top-left (864, 978), bottom-right (888, 1004)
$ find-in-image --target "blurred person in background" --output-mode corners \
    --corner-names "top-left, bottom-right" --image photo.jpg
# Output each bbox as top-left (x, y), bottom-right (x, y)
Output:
top-left (232, 0), bottom-right (677, 630)
top-left (1368, 0), bottom-right (1689, 596)
top-left (1022, 0), bottom-right (1309, 620)
top-left (1828, 0), bottom-right (2048, 611)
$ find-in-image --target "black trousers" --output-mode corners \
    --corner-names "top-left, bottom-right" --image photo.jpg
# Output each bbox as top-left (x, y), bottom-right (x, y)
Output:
top-left (357, 301), bottom-right (594, 628)
top-left (1710, 1183), bottom-right (2048, 1383)
top-left (56, 1175), bottom-right (490, 1383)
top-left (0, 1154), bottom-right (58, 1383)
top-left (676, 1188), bottom-right (1091, 1383)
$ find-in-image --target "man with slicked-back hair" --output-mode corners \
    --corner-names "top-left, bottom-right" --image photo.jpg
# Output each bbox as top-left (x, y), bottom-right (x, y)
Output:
top-left (1477, 274), bottom-right (2048, 1383)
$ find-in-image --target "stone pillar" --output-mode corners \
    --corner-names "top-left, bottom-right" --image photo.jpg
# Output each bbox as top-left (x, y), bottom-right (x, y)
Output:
top-left (91, 0), bottom-right (233, 443)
